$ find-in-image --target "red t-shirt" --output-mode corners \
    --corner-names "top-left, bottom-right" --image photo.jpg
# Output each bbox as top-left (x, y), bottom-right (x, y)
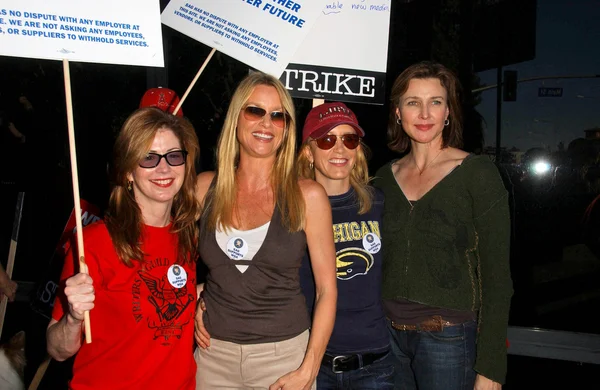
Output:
top-left (52, 221), bottom-right (196, 390)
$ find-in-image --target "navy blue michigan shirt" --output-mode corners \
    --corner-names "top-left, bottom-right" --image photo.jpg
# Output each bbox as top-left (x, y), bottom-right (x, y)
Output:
top-left (300, 186), bottom-right (389, 355)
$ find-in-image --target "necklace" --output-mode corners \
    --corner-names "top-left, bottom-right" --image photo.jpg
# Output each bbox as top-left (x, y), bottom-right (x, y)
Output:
top-left (414, 149), bottom-right (444, 176)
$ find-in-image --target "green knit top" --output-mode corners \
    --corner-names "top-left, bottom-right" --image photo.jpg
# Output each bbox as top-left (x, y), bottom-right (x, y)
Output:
top-left (374, 155), bottom-right (513, 384)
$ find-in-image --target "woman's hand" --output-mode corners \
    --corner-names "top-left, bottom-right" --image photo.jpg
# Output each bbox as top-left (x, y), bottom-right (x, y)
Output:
top-left (47, 272), bottom-right (94, 361)
top-left (269, 364), bottom-right (316, 390)
top-left (64, 273), bottom-right (95, 322)
top-left (474, 374), bottom-right (502, 390)
top-left (0, 277), bottom-right (17, 302)
top-left (195, 292), bottom-right (211, 348)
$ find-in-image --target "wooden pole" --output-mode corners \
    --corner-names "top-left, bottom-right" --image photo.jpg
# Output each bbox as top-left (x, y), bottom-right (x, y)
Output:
top-left (27, 355), bottom-right (52, 390)
top-left (0, 192), bottom-right (25, 339)
top-left (62, 59), bottom-right (91, 343)
top-left (173, 47), bottom-right (217, 115)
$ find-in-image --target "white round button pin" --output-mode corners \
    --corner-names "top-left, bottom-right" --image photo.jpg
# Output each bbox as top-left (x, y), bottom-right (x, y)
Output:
top-left (226, 237), bottom-right (249, 260)
top-left (362, 233), bottom-right (381, 254)
top-left (167, 264), bottom-right (188, 288)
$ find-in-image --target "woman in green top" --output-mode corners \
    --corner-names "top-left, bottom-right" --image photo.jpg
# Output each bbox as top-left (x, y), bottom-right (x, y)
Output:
top-left (374, 61), bottom-right (512, 390)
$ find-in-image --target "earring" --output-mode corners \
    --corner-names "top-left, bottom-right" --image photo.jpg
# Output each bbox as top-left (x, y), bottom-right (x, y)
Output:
top-left (396, 118), bottom-right (401, 125)
top-left (444, 118), bottom-right (450, 126)
top-left (127, 181), bottom-right (133, 191)
top-left (309, 162), bottom-right (314, 170)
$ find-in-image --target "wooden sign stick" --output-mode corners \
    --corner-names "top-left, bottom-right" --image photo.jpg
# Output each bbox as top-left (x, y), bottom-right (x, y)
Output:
top-left (27, 355), bottom-right (52, 390)
top-left (0, 191), bottom-right (25, 339)
top-left (173, 47), bottom-right (217, 115)
top-left (63, 59), bottom-right (92, 344)
top-left (312, 98), bottom-right (324, 107)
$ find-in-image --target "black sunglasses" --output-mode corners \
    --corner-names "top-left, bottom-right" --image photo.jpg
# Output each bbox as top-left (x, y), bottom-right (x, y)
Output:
top-left (243, 106), bottom-right (289, 128)
top-left (313, 134), bottom-right (361, 150)
top-left (139, 150), bottom-right (188, 168)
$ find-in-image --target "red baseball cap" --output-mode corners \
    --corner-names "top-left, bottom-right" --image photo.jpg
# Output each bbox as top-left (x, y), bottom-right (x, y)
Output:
top-left (302, 102), bottom-right (365, 143)
top-left (139, 87), bottom-right (183, 117)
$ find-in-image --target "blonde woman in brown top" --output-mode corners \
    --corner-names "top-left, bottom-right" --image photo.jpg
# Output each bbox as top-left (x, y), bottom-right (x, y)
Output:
top-left (194, 71), bottom-right (337, 390)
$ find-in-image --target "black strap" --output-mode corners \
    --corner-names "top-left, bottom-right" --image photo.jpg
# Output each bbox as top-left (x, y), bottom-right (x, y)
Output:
top-left (321, 350), bottom-right (389, 372)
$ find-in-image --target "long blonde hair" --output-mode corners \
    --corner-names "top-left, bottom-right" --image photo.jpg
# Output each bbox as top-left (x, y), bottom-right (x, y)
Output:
top-left (105, 107), bottom-right (200, 266)
top-left (297, 141), bottom-right (373, 214)
top-left (203, 71), bottom-right (305, 232)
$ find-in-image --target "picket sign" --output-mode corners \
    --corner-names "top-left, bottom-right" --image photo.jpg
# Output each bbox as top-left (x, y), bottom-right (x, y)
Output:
top-left (1, 0), bottom-right (165, 346)
top-left (0, 1), bottom-right (164, 387)
top-left (161, 0), bottom-right (326, 109)
top-left (161, 0), bottom-right (324, 78)
top-left (162, 0), bottom-right (391, 109)
top-left (284, 1), bottom-right (392, 105)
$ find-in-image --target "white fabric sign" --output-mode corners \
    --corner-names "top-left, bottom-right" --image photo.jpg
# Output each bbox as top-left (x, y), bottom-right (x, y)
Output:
top-left (0, 0), bottom-right (164, 67)
top-left (292, 1), bottom-right (391, 72)
top-left (161, 0), bottom-right (325, 77)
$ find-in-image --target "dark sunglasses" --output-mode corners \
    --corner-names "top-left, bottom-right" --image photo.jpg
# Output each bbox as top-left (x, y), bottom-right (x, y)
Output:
top-left (243, 106), bottom-right (289, 128)
top-left (313, 134), bottom-right (361, 150)
top-left (139, 150), bottom-right (188, 168)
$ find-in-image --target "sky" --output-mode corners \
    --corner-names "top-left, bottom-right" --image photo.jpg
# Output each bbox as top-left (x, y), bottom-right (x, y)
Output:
top-left (476, 0), bottom-right (600, 151)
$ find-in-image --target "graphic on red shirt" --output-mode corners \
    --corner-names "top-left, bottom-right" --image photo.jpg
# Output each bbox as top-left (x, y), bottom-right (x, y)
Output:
top-left (132, 258), bottom-right (195, 344)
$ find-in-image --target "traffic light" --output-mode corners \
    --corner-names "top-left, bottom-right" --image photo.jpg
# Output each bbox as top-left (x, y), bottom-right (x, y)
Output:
top-left (503, 70), bottom-right (518, 102)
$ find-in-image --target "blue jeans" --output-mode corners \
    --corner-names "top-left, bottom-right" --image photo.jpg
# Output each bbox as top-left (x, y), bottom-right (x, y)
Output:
top-left (387, 320), bottom-right (477, 390)
top-left (317, 350), bottom-right (395, 389)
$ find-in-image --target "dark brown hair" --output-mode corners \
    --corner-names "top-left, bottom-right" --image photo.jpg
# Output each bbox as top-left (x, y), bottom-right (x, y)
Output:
top-left (387, 61), bottom-right (463, 153)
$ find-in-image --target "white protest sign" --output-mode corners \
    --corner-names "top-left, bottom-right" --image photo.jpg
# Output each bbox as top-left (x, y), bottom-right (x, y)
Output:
top-left (281, 1), bottom-right (392, 104)
top-left (161, 0), bottom-right (326, 77)
top-left (293, 1), bottom-right (391, 72)
top-left (0, 0), bottom-right (164, 67)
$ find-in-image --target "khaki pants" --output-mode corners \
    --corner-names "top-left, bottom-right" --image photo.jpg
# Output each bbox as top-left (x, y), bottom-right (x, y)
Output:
top-left (195, 330), bottom-right (315, 390)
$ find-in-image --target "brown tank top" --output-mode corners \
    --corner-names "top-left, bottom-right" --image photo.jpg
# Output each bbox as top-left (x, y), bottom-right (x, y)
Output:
top-left (199, 203), bottom-right (310, 344)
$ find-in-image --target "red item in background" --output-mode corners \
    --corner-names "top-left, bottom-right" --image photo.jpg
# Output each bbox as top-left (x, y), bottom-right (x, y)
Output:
top-left (139, 87), bottom-right (184, 117)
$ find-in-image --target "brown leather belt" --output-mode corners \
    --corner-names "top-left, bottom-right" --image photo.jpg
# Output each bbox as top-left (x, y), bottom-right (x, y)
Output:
top-left (390, 315), bottom-right (459, 332)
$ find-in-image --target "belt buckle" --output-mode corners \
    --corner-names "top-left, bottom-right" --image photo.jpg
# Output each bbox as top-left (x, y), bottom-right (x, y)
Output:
top-left (391, 320), bottom-right (409, 331)
top-left (331, 355), bottom-right (346, 374)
